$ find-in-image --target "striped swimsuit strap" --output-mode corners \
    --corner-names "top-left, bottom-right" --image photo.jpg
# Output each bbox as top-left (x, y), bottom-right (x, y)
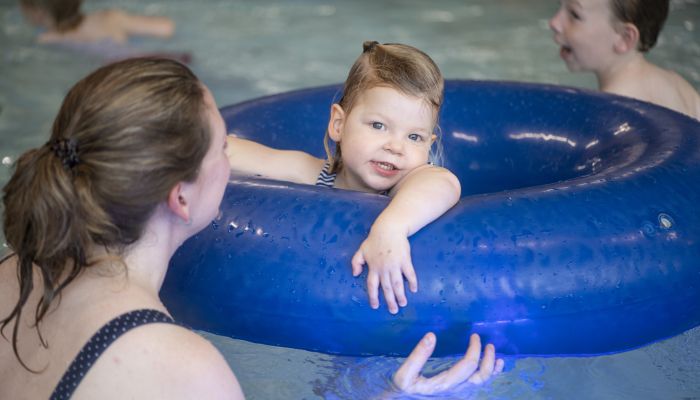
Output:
top-left (50, 309), bottom-right (176, 400)
top-left (315, 161), bottom-right (336, 187)
top-left (314, 161), bottom-right (390, 196)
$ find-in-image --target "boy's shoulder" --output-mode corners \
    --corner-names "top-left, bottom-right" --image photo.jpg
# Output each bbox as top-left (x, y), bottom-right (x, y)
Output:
top-left (607, 63), bottom-right (700, 120)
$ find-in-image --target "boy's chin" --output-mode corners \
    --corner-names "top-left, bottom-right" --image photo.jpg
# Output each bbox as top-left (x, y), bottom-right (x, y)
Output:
top-left (563, 61), bottom-right (584, 73)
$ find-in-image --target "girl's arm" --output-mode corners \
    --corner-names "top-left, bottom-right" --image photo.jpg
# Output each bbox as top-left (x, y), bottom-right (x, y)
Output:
top-left (351, 165), bottom-right (461, 314)
top-left (226, 136), bottom-right (324, 184)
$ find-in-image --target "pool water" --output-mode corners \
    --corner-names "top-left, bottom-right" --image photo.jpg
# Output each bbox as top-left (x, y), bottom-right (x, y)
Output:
top-left (1, 0), bottom-right (699, 398)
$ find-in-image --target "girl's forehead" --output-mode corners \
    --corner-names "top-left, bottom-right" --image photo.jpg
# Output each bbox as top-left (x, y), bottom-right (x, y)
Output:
top-left (358, 86), bottom-right (436, 113)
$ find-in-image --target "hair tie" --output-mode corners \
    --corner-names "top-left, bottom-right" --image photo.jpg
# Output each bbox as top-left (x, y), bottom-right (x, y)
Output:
top-left (362, 41), bottom-right (380, 53)
top-left (49, 138), bottom-right (80, 170)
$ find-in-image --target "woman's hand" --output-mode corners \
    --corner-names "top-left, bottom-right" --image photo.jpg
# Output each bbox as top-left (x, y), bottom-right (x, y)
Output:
top-left (393, 333), bottom-right (504, 395)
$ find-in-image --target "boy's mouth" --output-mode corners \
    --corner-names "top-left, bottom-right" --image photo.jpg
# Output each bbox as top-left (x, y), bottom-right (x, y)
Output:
top-left (560, 44), bottom-right (573, 58)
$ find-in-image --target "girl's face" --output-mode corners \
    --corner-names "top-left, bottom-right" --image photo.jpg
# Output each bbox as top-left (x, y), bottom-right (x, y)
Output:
top-left (329, 86), bottom-right (436, 193)
top-left (549, 0), bottom-right (621, 73)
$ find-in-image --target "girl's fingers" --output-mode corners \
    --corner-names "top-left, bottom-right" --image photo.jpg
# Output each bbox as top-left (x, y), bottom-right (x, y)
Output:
top-left (402, 261), bottom-right (418, 293)
top-left (391, 268), bottom-right (407, 308)
top-left (351, 249), bottom-right (365, 277)
top-left (381, 273), bottom-right (399, 314)
top-left (366, 272), bottom-right (380, 309)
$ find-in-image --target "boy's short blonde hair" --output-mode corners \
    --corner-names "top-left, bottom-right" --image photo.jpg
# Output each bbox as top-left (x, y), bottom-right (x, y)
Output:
top-left (609, 0), bottom-right (669, 52)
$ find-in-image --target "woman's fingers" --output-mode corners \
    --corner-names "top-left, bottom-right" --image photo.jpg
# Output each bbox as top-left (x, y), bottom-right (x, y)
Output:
top-left (495, 358), bottom-right (505, 374)
top-left (394, 333), bottom-right (503, 395)
top-left (467, 343), bottom-right (497, 384)
top-left (393, 332), bottom-right (436, 390)
top-left (417, 333), bottom-right (481, 392)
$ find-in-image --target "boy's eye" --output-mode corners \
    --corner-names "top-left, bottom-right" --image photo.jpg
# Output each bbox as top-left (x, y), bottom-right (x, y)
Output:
top-left (408, 133), bottom-right (423, 142)
top-left (567, 7), bottom-right (581, 20)
top-left (371, 122), bottom-right (385, 130)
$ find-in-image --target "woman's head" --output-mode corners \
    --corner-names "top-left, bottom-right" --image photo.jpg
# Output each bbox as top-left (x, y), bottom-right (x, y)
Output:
top-left (1, 57), bottom-right (214, 367)
top-left (324, 41), bottom-right (444, 174)
top-left (608, 0), bottom-right (669, 52)
top-left (20, 0), bottom-right (84, 31)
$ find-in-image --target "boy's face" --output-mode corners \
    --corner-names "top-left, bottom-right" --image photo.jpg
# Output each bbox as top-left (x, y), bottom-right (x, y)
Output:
top-left (549, 0), bottom-right (621, 73)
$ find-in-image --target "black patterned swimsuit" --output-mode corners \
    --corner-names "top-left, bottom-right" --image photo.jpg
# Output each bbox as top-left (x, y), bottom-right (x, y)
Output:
top-left (50, 309), bottom-right (176, 400)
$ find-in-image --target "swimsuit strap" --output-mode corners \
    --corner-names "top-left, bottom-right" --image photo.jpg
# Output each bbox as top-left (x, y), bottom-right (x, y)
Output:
top-left (315, 161), bottom-right (336, 188)
top-left (50, 309), bottom-right (175, 400)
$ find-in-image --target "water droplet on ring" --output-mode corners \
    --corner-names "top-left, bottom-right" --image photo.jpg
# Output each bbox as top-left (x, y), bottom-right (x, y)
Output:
top-left (658, 213), bottom-right (673, 229)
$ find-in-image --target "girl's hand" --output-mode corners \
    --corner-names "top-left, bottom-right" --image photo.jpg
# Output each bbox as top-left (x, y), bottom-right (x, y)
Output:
top-left (351, 225), bottom-right (418, 314)
top-left (393, 333), bottom-right (504, 395)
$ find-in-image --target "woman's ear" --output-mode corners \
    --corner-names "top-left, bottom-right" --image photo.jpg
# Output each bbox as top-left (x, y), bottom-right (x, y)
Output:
top-left (613, 22), bottom-right (640, 53)
top-left (327, 104), bottom-right (346, 142)
top-left (167, 182), bottom-right (191, 224)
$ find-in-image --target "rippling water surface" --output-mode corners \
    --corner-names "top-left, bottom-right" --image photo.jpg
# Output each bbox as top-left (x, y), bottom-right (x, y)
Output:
top-left (1, 0), bottom-right (700, 398)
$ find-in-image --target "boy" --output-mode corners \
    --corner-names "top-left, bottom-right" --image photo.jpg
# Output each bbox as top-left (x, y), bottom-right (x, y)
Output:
top-left (550, 0), bottom-right (700, 120)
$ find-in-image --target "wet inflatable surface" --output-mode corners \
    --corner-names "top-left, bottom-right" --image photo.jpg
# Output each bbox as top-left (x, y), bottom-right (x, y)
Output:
top-left (161, 80), bottom-right (700, 356)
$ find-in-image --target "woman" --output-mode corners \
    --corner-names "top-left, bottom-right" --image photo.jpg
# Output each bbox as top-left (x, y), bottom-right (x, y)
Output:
top-left (0, 57), bottom-right (500, 399)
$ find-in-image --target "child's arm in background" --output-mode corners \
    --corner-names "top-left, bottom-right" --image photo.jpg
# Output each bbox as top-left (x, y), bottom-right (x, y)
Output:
top-left (119, 10), bottom-right (176, 38)
top-left (351, 164), bottom-right (461, 314)
top-left (226, 135), bottom-right (323, 184)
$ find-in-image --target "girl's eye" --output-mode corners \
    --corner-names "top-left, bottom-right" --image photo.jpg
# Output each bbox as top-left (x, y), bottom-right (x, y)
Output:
top-left (372, 122), bottom-right (385, 130)
top-left (408, 133), bottom-right (423, 142)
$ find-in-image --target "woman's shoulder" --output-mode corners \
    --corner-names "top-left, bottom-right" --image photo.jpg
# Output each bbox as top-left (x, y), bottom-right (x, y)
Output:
top-left (76, 321), bottom-right (245, 399)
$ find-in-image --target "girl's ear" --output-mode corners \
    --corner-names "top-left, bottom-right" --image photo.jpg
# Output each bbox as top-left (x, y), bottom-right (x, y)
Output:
top-left (327, 104), bottom-right (346, 142)
top-left (614, 22), bottom-right (640, 53)
top-left (167, 182), bottom-right (191, 224)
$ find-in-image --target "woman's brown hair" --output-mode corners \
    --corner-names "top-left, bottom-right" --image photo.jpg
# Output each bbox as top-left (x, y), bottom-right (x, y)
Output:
top-left (323, 41), bottom-right (444, 174)
top-left (1, 57), bottom-right (210, 370)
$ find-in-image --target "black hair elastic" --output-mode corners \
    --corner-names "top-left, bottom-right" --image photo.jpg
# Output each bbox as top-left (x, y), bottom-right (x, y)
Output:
top-left (363, 40), bottom-right (380, 53)
top-left (49, 138), bottom-right (80, 170)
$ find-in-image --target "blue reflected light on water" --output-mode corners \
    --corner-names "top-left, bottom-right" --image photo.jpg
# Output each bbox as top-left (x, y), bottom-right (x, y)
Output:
top-left (1, 0), bottom-right (700, 398)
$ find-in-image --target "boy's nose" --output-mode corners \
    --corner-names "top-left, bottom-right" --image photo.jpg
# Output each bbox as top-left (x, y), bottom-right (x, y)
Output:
top-left (549, 9), bottom-right (562, 33)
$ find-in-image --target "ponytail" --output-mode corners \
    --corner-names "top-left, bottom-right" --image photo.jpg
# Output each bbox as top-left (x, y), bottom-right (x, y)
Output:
top-left (1, 57), bottom-right (209, 370)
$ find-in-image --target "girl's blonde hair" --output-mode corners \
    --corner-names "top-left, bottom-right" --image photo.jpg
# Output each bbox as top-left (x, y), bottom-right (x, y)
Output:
top-left (323, 41), bottom-right (444, 174)
top-left (1, 57), bottom-right (210, 370)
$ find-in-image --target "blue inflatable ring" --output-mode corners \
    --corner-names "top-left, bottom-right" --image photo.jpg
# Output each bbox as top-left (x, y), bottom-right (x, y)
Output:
top-left (161, 80), bottom-right (700, 357)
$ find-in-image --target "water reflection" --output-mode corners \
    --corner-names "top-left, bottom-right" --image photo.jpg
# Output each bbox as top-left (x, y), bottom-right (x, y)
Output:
top-left (508, 132), bottom-right (577, 147)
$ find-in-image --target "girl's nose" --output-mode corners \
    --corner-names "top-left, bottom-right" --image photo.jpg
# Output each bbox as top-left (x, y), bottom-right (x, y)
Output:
top-left (383, 136), bottom-right (404, 155)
